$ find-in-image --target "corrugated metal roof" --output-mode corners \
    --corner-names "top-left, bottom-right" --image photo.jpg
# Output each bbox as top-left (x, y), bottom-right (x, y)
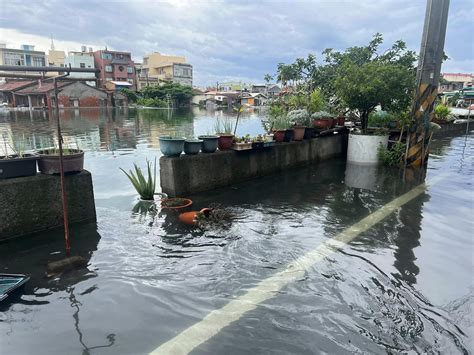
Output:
top-left (0, 80), bottom-right (36, 92)
top-left (15, 81), bottom-right (71, 94)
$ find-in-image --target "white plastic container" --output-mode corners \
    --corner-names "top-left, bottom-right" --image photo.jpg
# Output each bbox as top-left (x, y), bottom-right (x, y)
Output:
top-left (347, 133), bottom-right (389, 165)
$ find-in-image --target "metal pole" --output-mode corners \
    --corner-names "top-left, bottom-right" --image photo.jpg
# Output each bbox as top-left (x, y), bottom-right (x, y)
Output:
top-left (53, 77), bottom-right (71, 256)
top-left (405, 0), bottom-right (450, 167)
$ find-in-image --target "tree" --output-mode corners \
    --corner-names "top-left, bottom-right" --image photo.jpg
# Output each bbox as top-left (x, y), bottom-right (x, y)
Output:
top-left (140, 82), bottom-right (193, 107)
top-left (330, 33), bottom-right (417, 132)
top-left (264, 74), bottom-right (273, 84)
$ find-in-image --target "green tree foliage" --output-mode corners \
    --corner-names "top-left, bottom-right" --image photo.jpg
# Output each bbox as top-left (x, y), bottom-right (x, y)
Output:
top-left (120, 88), bottom-right (139, 102)
top-left (329, 34), bottom-right (417, 132)
top-left (140, 82), bottom-right (193, 107)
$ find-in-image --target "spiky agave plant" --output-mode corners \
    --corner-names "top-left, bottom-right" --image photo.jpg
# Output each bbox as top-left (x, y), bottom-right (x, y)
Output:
top-left (120, 158), bottom-right (157, 200)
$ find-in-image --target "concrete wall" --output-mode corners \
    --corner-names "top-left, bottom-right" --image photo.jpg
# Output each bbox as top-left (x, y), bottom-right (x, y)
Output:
top-left (0, 170), bottom-right (96, 241)
top-left (435, 121), bottom-right (471, 134)
top-left (160, 133), bottom-right (348, 197)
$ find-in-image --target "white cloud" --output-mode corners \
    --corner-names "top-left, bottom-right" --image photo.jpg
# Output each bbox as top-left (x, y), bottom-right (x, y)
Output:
top-left (1, 0), bottom-right (472, 86)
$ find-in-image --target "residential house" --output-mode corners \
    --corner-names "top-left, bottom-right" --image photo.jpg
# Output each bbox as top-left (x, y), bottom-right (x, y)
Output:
top-left (266, 84), bottom-right (281, 97)
top-left (0, 79), bottom-right (126, 108)
top-left (251, 84), bottom-right (267, 94)
top-left (93, 49), bottom-right (136, 90)
top-left (0, 44), bottom-right (47, 73)
top-left (104, 81), bottom-right (133, 92)
top-left (0, 80), bottom-right (36, 106)
top-left (64, 47), bottom-right (96, 86)
top-left (241, 92), bottom-right (267, 106)
top-left (439, 73), bottom-right (473, 92)
top-left (135, 62), bottom-right (159, 90)
top-left (141, 52), bottom-right (193, 87)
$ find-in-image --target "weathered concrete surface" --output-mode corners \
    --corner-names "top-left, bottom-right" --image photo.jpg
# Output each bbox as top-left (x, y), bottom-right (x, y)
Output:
top-left (160, 133), bottom-right (348, 197)
top-left (0, 170), bottom-right (96, 241)
top-left (435, 121), bottom-right (472, 134)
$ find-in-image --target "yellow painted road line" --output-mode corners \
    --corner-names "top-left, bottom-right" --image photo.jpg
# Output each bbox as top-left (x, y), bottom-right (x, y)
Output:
top-left (151, 175), bottom-right (446, 355)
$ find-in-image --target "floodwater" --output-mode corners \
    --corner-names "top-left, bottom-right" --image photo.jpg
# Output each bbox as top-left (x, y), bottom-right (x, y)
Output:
top-left (0, 108), bottom-right (473, 354)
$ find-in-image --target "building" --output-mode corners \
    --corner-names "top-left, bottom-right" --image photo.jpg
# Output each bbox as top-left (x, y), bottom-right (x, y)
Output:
top-left (104, 81), bottom-right (133, 92)
top-left (0, 79), bottom-right (126, 108)
top-left (135, 62), bottom-right (159, 90)
top-left (0, 44), bottom-right (47, 73)
top-left (93, 49), bottom-right (136, 90)
top-left (64, 47), bottom-right (96, 85)
top-left (241, 92), bottom-right (267, 106)
top-left (439, 73), bottom-right (473, 92)
top-left (140, 52), bottom-right (193, 87)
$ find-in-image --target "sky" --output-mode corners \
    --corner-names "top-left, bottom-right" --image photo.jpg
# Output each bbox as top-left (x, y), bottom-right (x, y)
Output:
top-left (0, 0), bottom-right (473, 87)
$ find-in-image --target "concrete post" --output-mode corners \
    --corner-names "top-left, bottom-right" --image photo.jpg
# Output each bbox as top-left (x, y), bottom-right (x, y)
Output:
top-left (406, 0), bottom-right (450, 167)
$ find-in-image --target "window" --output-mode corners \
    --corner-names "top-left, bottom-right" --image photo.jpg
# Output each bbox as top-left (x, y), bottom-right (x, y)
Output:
top-left (105, 65), bottom-right (112, 72)
top-left (118, 65), bottom-right (124, 72)
top-left (127, 66), bottom-right (133, 73)
top-left (32, 56), bottom-right (45, 66)
top-left (5, 52), bottom-right (24, 66)
top-left (105, 77), bottom-right (113, 81)
top-left (101, 53), bottom-right (113, 60)
top-left (127, 79), bottom-right (134, 84)
top-left (80, 63), bottom-right (85, 68)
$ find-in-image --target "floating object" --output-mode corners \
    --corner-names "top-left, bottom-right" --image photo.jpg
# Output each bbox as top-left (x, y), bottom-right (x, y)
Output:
top-left (0, 273), bottom-right (30, 301)
top-left (179, 208), bottom-right (212, 225)
top-left (161, 198), bottom-right (193, 210)
top-left (47, 256), bottom-right (87, 274)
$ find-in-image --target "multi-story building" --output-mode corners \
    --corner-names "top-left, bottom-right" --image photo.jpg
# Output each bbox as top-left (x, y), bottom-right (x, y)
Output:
top-left (439, 73), bottom-right (474, 92)
top-left (65, 46), bottom-right (96, 86)
top-left (140, 52), bottom-right (192, 87)
top-left (0, 44), bottom-right (47, 72)
top-left (93, 49), bottom-right (136, 90)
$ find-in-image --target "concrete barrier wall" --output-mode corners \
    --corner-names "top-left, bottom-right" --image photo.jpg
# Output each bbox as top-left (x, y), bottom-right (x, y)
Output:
top-left (0, 170), bottom-right (96, 241)
top-left (435, 121), bottom-right (471, 134)
top-left (160, 133), bottom-right (348, 197)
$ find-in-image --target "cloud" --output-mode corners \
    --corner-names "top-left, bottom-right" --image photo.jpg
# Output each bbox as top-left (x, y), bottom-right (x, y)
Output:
top-left (1, 0), bottom-right (472, 86)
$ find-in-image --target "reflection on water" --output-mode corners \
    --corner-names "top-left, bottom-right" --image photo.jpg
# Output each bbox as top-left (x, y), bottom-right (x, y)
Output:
top-left (0, 109), bottom-right (472, 354)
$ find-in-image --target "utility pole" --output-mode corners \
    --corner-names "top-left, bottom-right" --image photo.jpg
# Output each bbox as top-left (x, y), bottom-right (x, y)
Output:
top-left (405, 0), bottom-right (450, 167)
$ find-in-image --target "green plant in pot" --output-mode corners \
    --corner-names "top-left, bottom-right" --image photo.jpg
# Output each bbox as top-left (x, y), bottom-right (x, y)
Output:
top-left (311, 111), bottom-right (333, 130)
top-left (272, 114), bottom-right (291, 142)
top-left (0, 134), bottom-right (38, 179)
top-left (232, 134), bottom-right (252, 151)
top-left (120, 158), bottom-right (157, 200)
top-left (214, 118), bottom-right (234, 150)
top-left (37, 147), bottom-right (84, 175)
top-left (287, 109), bottom-right (310, 141)
top-left (329, 34), bottom-right (416, 165)
top-left (433, 104), bottom-right (453, 124)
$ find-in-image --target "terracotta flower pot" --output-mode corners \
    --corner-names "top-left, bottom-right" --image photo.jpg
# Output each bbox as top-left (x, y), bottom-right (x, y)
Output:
top-left (179, 208), bottom-right (213, 226)
top-left (217, 134), bottom-right (234, 150)
top-left (161, 198), bottom-right (193, 210)
top-left (273, 130), bottom-right (285, 142)
top-left (313, 119), bottom-right (332, 130)
top-left (37, 149), bottom-right (84, 175)
top-left (292, 126), bottom-right (305, 141)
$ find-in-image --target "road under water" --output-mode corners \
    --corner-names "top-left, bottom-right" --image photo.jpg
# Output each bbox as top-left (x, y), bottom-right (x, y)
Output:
top-left (0, 108), bottom-right (473, 354)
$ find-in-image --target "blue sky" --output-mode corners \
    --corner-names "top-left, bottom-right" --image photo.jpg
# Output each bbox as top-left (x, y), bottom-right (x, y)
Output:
top-left (0, 0), bottom-right (472, 86)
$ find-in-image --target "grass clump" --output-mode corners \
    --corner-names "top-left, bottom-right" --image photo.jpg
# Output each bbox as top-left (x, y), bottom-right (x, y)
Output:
top-left (120, 158), bottom-right (157, 200)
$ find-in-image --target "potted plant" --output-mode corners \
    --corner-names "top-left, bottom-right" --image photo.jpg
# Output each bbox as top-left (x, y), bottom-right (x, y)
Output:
top-left (251, 135), bottom-right (265, 150)
top-left (287, 109), bottom-right (309, 141)
top-left (197, 135), bottom-right (219, 153)
top-left (37, 148), bottom-right (84, 175)
top-left (161, 198), bottom-right (193, 210)
top-left (271, 114), bottom-right (291, 142)
top-left (184, 138), bottom-right (203, 155)
top-left (312, 111), bottom-right (333, 130)
top-left (120, 158), bottom-right (157, 201)
top-left (0, 137), bottom-right (37, 179)
top-left (433, 104), bottom-right (452, 124)
top-left (329, 34), bottom-right (416, 165)
top-left (215, 118), bottom-right (234, 150)
top-left (159, 135), bottom-right (185, 157)
top-left (232, 134), bottom-right (252, 151)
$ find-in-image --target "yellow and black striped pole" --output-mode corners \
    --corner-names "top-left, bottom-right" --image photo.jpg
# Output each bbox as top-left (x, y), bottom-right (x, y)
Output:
top-left (406, 0), bottom-right (449, 168)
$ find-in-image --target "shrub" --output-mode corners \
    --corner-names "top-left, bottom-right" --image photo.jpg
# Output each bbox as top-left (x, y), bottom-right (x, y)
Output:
top-left (378, 142), bottom-right (406, 167)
